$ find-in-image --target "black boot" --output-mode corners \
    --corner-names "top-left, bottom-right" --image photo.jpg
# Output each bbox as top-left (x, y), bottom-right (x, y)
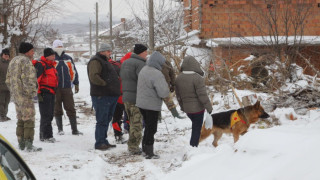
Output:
top-left (145, 145), bottom-right (160, 159)
top-left (69, 116), bottom-right (83, 135)
top-left (115, 134), bottom-right (127, 144)
top-left (158, 111), bottom-right (162, 123)
top-left (170, 107), bottom-right (184, 119)
top-left (55, 116), bottom-right (64, 135)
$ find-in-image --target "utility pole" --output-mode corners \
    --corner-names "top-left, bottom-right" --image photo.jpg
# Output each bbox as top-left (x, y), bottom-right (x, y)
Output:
top-left (89, 20), bottom-right (92, 57)
top-left (148, 0), bottom-right (155, 52)
top-left (109, 0), bottom-right (113, 48)
top-left (95, 2), bottom-right (99, 53)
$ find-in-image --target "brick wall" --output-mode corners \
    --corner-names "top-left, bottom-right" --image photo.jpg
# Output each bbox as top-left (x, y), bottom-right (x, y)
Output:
top-left (182, 0), bottom-right (320, 76)
top-left (183, 0), bottom-right (320, 39)
top-left (183, 0), bottom-right (201, 32)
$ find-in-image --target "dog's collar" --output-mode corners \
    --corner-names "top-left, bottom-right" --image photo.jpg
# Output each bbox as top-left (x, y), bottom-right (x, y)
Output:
top-left (231, 111), bottom-right (246, 127)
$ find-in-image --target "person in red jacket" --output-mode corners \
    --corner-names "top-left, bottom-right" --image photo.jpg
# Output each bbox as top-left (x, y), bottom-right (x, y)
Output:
top-left (33, 48), bottom-right (58, 143)
top-left (119, 52), bottom-right (132, 133)
top-left (109, 58), bottom-right (127, 144)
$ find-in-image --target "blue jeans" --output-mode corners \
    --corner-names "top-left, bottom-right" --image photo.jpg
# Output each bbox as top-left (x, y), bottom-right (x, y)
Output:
top-left (91, 96), bottom-right (118, 148)
top-left (187, 112), bottom-right (204, 147)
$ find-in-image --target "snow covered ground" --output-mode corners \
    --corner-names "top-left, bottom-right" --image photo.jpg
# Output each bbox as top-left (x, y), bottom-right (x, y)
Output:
top-left (1, 64), bottom-right (320, 180)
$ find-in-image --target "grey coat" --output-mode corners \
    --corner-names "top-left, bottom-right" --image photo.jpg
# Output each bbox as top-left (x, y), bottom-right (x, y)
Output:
top-left (175, 56), bottom-right (213, 113)
top-left (120, 53), bottom-right (146, 103)
top-left (136, 51), bottom-right (169, 111)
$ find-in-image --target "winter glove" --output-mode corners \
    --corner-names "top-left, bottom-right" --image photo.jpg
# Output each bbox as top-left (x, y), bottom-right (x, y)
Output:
top-left (75, 85), bottom-right (79, 94)
top-left (169, 85), bottom-right (175, 93)
top-left (38, 93), bottom-right (43, 102)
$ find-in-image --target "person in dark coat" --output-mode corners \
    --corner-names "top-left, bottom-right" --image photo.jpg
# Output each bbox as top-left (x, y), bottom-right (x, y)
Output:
top-left (175, 56), bottom-right (213, 147)
top-left (0, 48), bottom-right (11, 121)
top-left (87, 43), bottom-right (120, 151)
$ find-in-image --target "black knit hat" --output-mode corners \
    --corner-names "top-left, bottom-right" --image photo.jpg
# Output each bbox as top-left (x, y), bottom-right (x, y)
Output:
top-left (1, 48), bottom-right (10, 57)
top-left (19, 42), bottom-right (34, 54)
top-left (43, 48), bottom-right (55, 57)
top-left (133, 44), bottom-right (148, 55)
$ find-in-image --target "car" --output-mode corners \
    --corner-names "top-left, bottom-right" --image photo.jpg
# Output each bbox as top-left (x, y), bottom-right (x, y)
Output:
top-left (0, 134), bottom-right (36, 180)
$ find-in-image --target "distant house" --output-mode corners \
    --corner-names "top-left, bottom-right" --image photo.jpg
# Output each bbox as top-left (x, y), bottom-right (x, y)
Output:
top-left (99, 18), bottom-right (127, 40)
top-left (65, 44), bottom-right (90, 62)
top-left (179, 0), bottom-right (320, 76)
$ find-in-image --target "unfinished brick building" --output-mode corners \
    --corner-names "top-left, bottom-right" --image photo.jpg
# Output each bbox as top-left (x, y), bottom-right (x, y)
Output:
top-left (180, 0), bottom-right (320, 76)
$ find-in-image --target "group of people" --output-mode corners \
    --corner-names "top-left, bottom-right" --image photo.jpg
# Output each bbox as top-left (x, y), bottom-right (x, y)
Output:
top-left (88, 43), bottom-right (212, 159)
top-left (1, 40), bottom-right (82, 152)
top-left (0, 41), bottom-right (213, 159)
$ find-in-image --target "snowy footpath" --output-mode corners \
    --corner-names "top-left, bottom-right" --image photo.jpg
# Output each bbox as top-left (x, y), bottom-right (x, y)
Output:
top-left (1, 64), bottom-right (320, 180)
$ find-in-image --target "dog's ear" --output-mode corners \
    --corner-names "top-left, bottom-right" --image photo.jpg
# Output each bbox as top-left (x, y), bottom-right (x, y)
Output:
top-left (254, 101), bottom-right (260, 108)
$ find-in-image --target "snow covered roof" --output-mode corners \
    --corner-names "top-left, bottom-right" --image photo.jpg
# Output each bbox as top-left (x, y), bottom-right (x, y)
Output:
top-left (206, 36), bottom-right (320, 47)
top-left (99, 22), bottom-right (125, 37)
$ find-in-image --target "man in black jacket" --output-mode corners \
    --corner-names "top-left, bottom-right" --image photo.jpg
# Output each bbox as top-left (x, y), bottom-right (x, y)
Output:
top-left (87, 43), bottom-right (121, 151)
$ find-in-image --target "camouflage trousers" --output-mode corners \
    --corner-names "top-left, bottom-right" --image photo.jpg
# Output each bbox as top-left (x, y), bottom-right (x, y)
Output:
top-left (163, 93), bottom-right (176, 110)
top-left (14, 98), bottom-right (35, 142)
top-left (14, 98), bottom-right (35, 121)
top-left (16, 120), bottom-right (35, 142)
top-left (124, 102), bottom-right (143, 152)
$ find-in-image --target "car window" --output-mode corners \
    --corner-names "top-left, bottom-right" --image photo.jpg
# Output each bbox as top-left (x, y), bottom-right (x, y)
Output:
top-left (0, 140), bottom-right (35, 180)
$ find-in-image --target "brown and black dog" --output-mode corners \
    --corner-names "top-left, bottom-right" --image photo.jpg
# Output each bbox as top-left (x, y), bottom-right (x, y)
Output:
top-left (199, 101), bottom-right (269, 147)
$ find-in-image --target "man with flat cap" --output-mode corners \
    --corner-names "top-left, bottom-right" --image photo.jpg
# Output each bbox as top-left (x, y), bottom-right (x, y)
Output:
top-left (88, 43), bottom-right (120, 151)
top-left (120, 43), bottom-right (148, 155)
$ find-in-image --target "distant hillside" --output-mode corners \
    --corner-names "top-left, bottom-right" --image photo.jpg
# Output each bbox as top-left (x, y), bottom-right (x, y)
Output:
top-left (35, 20), bottom-right (120, 35)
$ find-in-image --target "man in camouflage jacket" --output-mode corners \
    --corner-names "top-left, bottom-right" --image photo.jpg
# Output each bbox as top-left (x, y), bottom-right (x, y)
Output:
top-left (5, 42), bottom-right (42, 152)
top-left (161, 60), bottom-right (184, 119)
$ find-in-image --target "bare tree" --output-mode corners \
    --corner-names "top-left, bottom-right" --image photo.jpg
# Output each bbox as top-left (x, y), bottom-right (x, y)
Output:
top-left (3, 0), bottom-right (62, 55)
top-left (117, 0), bottom-right (186, 69)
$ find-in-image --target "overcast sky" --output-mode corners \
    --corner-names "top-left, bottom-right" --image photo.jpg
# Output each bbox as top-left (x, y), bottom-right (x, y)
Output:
top-left (53, 0), bottom-right (179, 24)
